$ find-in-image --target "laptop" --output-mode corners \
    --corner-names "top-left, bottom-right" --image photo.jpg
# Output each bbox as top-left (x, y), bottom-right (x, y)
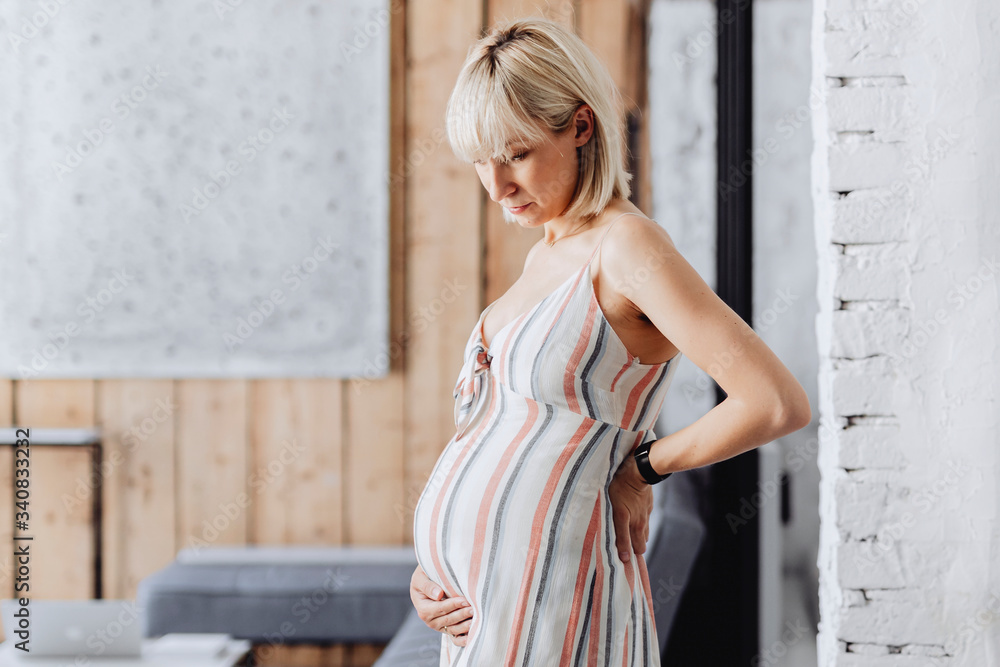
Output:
top-left (1, 599), bottom-right (143, 657)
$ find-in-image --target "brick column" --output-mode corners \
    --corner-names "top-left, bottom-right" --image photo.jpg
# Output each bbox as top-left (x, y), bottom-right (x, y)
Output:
top-left (812, 0), bottom-right (1000, 665)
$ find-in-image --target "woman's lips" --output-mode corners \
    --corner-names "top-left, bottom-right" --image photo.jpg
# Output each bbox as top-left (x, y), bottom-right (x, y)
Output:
top-left (507, 203), bottom-right (530, 214)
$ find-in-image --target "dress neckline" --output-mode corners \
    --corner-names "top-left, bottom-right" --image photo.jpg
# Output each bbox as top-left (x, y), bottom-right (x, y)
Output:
top-left (478, 264), bottom-right (584, 351)
top-left (479, 211), bottom-right (635, 351)
top-left (476, 212), bottom-right (675, 369)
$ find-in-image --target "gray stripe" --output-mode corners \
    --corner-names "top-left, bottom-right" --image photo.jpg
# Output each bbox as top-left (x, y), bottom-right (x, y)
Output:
top-left (465, 401), bottom-right (558, 666)
top-left (600, 429), bottom-right (625, 666)
top-left (523, 422), bottom-right (611, 661)
top-left (440, 386), bottom-right (506, 595)
top-left (574, 567), bottom-right (598, 666)
top-left (633, 359), bottom-right (671, 429)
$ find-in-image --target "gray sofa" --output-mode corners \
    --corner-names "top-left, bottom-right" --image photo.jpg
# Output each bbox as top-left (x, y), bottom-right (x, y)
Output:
top-left (137, 470), bottom-right (705, 665)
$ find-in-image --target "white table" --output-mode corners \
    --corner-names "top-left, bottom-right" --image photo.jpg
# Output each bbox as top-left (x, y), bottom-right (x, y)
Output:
top-left (0, 633), bottom-right (251, 666)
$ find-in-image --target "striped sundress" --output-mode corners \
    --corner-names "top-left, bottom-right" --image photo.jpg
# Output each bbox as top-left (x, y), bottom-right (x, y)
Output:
top-left (413, 213), bottom-right (681, 666)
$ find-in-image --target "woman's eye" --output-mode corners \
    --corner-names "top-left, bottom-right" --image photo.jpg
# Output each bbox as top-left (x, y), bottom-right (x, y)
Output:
top-left (511, 151), bottom-right (527, 162)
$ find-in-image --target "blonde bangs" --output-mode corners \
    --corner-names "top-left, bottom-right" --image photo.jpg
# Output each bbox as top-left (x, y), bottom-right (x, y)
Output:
top-left (446, 59), bottom-right (549, 165)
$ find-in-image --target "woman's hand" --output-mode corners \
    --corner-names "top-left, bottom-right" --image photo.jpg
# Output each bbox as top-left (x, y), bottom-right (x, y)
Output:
top-left (410, 564), bottom-right (474, 646)
top-left (608, 454), bottom-right (655, 563)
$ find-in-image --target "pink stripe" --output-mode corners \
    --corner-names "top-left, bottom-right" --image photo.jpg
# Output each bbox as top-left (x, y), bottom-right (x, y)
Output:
top-left (587, 491), bottom-right (605, 667)
top-left (621, 366), bottom-right (660, 430)
top-left (565, 290), bottom-right (601, 413)
top-left (503, 266), bottom-right (589, 386)
top-left (637, 552), bottom-right (656, 628)
top-left (427, 379), bottom-right (499, 598)
top-left (467, 398), bottom-right (542, 646)
top-left (505, 419), bottom-right (595, 667)
top-left (560, 495), bottom-right (602, 665)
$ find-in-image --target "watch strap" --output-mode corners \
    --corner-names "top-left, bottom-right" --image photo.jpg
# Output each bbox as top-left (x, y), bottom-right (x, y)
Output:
top-left (633, 438), bottom-right (672, 485)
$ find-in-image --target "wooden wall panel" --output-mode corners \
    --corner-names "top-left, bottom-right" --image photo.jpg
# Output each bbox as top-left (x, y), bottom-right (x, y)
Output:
top-left (579, 0), bottom-right (631, 104)
top-left (403, 0), bottom-right (485, 544)
top-left (175, 380), bottom-right (248, 550)
top-left (13, 380), bottom-right (95, 599)
top-left (342, 0), bottom-right (408, 549)
top-left (96, 380), bottom-right (176, 599)
top-left (249, 380), bottom-right (343, 545)
top-left (346, 377), bottom-right (405, 545)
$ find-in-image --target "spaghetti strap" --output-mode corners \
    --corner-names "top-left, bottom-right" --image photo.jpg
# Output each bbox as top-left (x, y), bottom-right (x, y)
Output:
top-left (586, 211), bottom-right (640, 266)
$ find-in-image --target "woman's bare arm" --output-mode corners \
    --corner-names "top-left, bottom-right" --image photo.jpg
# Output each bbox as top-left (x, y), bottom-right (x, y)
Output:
top-left (603, 217), bottom-right (812, 476)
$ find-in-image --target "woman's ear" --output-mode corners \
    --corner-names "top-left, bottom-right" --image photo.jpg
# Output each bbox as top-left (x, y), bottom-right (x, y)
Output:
top-left (574, 104), bottom-right (595, 145)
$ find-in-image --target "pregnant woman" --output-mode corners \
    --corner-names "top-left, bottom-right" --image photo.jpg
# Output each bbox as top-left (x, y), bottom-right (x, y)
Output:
top-left (411, 17), bottom-right (811, 666)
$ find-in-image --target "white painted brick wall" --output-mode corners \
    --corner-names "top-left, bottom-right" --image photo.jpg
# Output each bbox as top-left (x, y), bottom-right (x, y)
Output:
top-left (813, 0), bottom-right (1000, 664)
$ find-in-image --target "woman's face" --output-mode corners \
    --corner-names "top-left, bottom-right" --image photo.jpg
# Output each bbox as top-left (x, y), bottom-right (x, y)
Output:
top-left (473, 106), bottom-right (594, 226)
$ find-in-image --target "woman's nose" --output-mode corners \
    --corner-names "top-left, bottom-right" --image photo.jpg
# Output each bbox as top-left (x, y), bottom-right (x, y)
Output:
top-left (483, 163), bottom-right (513, 203)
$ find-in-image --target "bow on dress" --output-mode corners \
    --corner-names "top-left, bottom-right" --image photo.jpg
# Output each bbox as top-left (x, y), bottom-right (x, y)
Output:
top-left (453, 342), bottom-right (492, 437)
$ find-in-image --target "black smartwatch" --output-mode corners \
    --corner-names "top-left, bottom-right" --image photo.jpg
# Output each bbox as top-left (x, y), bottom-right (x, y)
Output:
top-left (633, 438), bottom-right (672, 485)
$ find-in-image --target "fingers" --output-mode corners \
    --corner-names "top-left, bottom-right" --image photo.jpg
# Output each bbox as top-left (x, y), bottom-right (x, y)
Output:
top-left (441, 603), bottom-right (475, 647)
top-left (414, 591), bottom-right (474, 632)
top-left (613, 506), bottom-right (631, 563)
top-left (441, 600), bottom-right (475, 628)
top-left (446, 614), bottom-right (474, 635)
top-left (630, 519), bottom-right (644, 557)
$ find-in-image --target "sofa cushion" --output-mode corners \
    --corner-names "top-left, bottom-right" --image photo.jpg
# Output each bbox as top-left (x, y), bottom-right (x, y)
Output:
top-left (137, 545), bottom-right (418, 644)
top-left (371, 607), bottom-right (443, 667)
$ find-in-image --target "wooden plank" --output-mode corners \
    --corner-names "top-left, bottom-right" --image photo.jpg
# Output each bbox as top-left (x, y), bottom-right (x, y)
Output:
top-left (489, 0), bottom-right (576, 27)
top-left (343, 0), bottom-right (407, 548)
top-left (403, 0), bottom-right (485, 544)
top-left (348, 643), bottom-right (386, 665)
top-left (96, 380), bottom-right (175, 599)
top-left (346, 376), bottom-right (405, 545)
top-left (13, 380), bottom-right (95, 599)
top-left (175, 380), bottom-right (248, 551)
top-left (579, 0), bottom-right (631, 104)
top-left (249, 380), bottom-right (343, 545)
top-left (627, 0), bottom-right (652, 214)
top-left (252, 643), bottom-right (347, 666)
top-left (0, 380), bottom-right (10, 425)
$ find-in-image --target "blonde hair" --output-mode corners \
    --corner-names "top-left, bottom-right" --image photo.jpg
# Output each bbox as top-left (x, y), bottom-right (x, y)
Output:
top-left (445, 17), bottom-right (632, 223)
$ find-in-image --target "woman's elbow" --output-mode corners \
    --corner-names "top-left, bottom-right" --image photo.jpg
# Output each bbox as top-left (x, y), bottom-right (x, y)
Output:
top-left (771, 383), bottom-right (812, 435)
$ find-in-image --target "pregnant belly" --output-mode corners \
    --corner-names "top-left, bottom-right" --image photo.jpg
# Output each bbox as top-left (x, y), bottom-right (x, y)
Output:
top-left (413, 408), bottom-right (615, 604)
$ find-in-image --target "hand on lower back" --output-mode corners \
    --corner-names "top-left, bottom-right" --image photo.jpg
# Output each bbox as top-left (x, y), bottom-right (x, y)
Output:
top-left (608, 457), bottom-right (654, 563)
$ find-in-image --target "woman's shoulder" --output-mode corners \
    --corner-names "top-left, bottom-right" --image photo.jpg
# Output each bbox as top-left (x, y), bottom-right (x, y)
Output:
top-left (602, 210), bottom-right (676, 256)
